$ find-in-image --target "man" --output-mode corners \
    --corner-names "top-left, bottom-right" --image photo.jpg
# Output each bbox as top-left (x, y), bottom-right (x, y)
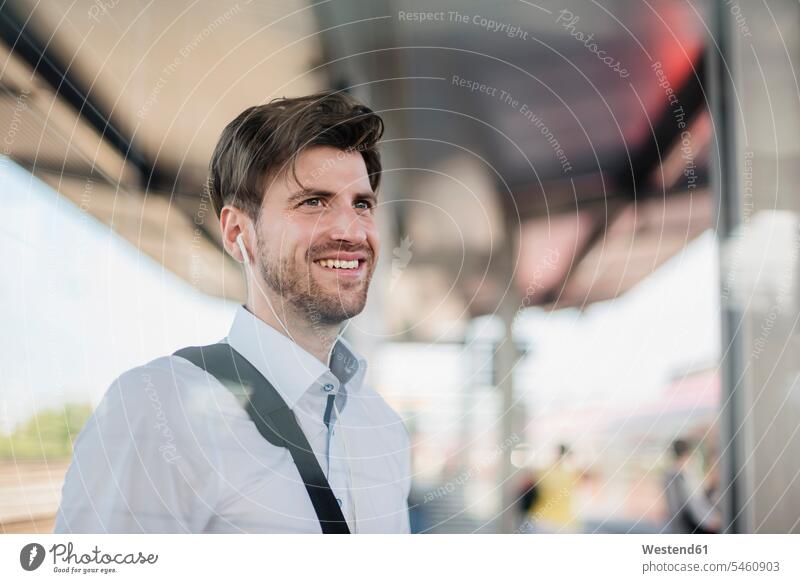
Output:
top-left (662, 438), bottom-right (720, 534)
top-left (55, 92), bottom-right (411, 533)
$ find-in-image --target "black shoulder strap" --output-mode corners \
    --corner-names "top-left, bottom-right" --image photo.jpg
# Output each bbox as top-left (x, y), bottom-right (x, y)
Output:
top-left (174, 343), bottom-right (350, 534)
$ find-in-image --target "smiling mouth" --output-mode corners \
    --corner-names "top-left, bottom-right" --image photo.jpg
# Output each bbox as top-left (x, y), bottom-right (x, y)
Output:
top-left (314, 258), bottom-right (362, 270)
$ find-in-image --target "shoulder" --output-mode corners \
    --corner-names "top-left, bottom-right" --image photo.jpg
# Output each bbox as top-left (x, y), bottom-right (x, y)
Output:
top-left (73, 353), bottom-right (252, 473)
top-left (91, 354), bottom-right (243, 435)
top-left (61, 355), bottom-right (230, 531)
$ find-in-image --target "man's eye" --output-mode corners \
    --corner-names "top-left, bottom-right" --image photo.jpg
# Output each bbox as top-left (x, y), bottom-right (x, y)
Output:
top-left (354, 200), bottom-right (374, 210)
top-left (301, 198), bottom-right (322, 207)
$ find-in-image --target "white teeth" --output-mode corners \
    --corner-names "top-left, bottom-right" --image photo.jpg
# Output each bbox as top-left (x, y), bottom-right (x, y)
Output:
top-left (316, 259), bottom-right (359, 269)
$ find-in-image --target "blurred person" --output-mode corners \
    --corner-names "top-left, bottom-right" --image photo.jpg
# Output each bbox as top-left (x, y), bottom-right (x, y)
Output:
top-left (527, 444), bottom-right (580, 533)
top-left (662, 438), bottom-right (721, 534)
top-left (55, 92), bottom-right (411, 533)
top-left (515, 473), bottom-right (540, 533)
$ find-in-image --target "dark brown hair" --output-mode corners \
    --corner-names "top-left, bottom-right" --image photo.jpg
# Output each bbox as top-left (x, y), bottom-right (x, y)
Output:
top-left (209, 91), bottom-right (384, 219)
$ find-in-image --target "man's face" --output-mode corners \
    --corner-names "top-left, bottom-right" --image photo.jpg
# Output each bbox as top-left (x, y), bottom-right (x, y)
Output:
top-left (254, 145), bottom-right (380, 325)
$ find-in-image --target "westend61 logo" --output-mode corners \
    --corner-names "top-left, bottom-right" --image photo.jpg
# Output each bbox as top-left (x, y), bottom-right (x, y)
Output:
top-left (19, 542), bottom-right (158, 575)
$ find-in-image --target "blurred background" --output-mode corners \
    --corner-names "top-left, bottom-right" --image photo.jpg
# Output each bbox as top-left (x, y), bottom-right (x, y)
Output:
top-left (0, 0), bottom-right (798, 533)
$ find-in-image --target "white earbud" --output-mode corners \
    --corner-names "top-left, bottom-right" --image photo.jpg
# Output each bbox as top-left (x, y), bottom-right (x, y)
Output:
top-left (236, 233), bottom-right (250, 265)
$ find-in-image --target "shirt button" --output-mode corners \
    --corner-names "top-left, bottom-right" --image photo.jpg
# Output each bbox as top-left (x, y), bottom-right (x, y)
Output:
top-left (336, 498), bottom-right (343, 506)
top-left (323, 383), bottom-right (335, 392)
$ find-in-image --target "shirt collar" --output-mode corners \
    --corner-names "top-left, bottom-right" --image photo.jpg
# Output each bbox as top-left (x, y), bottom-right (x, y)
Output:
top-left (225, 305), bottom-right (366, 410)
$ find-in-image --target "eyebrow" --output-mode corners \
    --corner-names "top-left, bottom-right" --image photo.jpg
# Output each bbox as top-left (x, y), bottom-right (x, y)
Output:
top-left (286, 188), bottom-right (378, 206)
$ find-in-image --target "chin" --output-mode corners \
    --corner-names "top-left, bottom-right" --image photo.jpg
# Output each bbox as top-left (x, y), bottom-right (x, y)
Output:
top-left (331, 299), bottom-right (368, 320)
top-left (313, 294), bottom-right (368, 324)
top-left (301, 273), bottom-right (372, 323)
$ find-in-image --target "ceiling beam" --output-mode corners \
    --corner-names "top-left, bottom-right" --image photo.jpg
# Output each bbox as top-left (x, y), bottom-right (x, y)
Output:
top-left (0, 1), bottom-right (161, 188)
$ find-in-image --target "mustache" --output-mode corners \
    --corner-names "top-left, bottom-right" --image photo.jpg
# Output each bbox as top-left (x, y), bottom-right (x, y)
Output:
top-left (307, 244), bottom-right (374, 262)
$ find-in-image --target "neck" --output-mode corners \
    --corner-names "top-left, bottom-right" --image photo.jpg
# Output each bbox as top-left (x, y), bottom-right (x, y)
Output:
top-left (245, 286), bottom-right (341, 366)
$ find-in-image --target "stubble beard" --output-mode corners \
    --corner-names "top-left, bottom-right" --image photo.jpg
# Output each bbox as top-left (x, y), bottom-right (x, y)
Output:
top-left (256, 237), bottom-right (374, 326)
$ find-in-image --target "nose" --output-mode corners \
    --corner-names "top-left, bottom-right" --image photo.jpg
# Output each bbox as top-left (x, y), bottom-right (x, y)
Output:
top-left (328, 206), bottom-right (367, 244)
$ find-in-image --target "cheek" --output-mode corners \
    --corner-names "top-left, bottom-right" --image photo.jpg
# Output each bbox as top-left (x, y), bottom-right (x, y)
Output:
top-left (287, 213), bottom-right (324, 239)
top-left (280, 217), bottom-right (318, 260)
top-left (256, 221), bottom-right (296, 263)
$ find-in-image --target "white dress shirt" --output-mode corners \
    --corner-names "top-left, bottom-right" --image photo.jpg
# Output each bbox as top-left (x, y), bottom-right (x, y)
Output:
top-left (54, 306), bottom-right (411, 533)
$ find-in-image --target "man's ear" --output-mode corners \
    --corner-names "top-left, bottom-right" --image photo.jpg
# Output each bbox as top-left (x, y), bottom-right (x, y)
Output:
top-left (220, 206), bottom-right (251, 264)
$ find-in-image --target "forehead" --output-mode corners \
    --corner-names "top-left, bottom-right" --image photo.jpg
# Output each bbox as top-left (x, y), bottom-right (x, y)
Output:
top-left (289, 145), bottom-right (372, 193)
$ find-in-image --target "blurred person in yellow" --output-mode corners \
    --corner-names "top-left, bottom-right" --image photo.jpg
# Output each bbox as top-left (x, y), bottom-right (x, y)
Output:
top-left (528, 444), bottom-right (580, 533)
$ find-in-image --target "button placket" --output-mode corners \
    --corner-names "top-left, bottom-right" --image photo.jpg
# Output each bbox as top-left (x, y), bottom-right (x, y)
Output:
top-left (319, 375), bottom-right (340, 481)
